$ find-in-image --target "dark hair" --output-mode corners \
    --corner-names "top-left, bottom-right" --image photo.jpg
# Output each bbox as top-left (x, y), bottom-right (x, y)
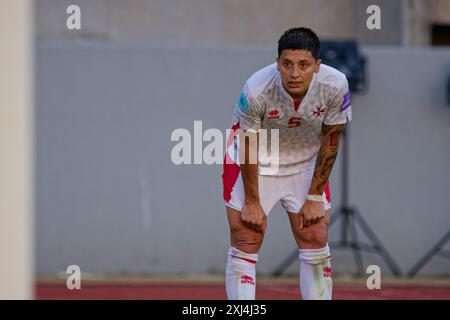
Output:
top-left (278, 27), bottom-right (320, 59)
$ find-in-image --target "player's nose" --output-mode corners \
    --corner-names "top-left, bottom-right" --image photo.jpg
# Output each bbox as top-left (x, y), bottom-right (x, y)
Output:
top-left (291, 66), bottom-right (300, 78)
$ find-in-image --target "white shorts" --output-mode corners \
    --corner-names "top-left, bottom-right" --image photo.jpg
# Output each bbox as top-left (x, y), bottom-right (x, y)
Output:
top-left (222, 166), bottom-right (331, 215)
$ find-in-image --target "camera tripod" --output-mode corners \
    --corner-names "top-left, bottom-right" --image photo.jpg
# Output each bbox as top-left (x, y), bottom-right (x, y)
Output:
top-left (407, 231), bottom-right (450, 277)
top-left (272, 125), bottom-right (402, 277)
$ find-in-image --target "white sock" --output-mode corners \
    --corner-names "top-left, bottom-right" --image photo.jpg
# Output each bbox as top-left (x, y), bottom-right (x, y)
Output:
top-left (298, 244), bottom-right (333, 300)
top-left (225, 246), bottom-right (258, 300)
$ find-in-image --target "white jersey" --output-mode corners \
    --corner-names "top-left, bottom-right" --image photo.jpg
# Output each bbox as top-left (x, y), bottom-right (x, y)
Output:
top-left (229, 63), bottom-right (352, 176)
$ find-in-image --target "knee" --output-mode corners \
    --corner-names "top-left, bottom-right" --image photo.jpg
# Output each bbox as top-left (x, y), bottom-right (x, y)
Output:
top-left (296, 229), bottom-right (328, 249)
top-left (230, 227), bottom-right (263, 253)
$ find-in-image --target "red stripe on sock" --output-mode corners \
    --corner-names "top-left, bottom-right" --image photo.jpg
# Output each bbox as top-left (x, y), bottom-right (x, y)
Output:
top-left (230, 254), bottom-right (257, 264)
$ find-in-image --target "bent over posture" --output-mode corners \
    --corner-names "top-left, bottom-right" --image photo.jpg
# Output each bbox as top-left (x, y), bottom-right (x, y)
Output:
top-left (222, 27), bottom-right (352, 300)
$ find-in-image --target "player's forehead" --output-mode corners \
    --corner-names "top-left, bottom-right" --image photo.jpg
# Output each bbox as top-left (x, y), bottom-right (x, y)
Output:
top-left (279, 49), bottom-right (315, 62)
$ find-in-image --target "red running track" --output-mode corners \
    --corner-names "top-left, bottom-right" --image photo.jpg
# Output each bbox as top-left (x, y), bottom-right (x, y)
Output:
top-left (36, 283), bottom-right (450, 300)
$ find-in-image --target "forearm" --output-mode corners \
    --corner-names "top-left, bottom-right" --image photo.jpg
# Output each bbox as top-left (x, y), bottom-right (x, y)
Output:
top-left (240, 132), bottom-right (260, 203)
top-left (308, 124), bottom-right (344, 195)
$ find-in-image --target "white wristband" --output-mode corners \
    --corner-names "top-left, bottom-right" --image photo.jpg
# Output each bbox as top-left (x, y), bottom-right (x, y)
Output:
top-left (305, 194), bottom-right (323, 202)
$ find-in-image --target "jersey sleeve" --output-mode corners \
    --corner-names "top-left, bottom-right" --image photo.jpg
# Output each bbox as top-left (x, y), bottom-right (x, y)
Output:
top-left (231, 84), bottom-right (264, 132)
top-left (323, 77), bottom-right (352, 126)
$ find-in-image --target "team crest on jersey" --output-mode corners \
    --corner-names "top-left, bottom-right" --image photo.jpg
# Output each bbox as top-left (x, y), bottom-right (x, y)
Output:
top-left (268, 109), bottom-right (280, 119)
top-left (312, 105), bottom-right (326, 118)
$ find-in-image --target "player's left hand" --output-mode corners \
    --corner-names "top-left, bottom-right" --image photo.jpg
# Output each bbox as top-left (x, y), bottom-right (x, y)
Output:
top-left (298, 200), bottom-right (325, 230)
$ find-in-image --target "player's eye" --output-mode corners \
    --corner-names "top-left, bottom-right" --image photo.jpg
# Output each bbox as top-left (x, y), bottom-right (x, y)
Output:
top-left (300, 63), bottom-right (310, 69)
top-left (283, 62), bottom-right (292, 68)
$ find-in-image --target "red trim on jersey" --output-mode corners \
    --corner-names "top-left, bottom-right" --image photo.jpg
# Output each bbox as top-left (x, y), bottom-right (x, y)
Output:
top-left (324, 181), bottom-right (331, 203)
top-left (231, 255), bottom-right (257, 264)
top-left (293, 99), bottom-right (302, 112)
top-left (222, 122), bottom-right (241, 202)
top-left (225, 122), bottom-right (240, 148)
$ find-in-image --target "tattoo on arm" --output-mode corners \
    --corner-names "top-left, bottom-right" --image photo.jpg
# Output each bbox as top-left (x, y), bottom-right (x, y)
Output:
top-left (309, 124), bottom-right (344, 195)
top-left (329, 132), bottom-right (339, 147)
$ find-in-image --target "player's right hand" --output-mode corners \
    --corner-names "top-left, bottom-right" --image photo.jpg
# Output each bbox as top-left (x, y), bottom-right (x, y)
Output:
top-left (240, 201), bottom-right (267, 233)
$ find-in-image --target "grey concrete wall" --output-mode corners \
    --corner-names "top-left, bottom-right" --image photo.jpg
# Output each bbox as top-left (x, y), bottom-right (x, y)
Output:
top-left (36, 0), bottom-right (423, 46)
top-left (35, 0), bottom-right (354, 43)
top-left (35, 43), bottom-right (450, 276)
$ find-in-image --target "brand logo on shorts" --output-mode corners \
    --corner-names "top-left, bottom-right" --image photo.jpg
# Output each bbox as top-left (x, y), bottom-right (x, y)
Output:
top-left (240, 275), bottom-right (255, 285)
top-left (323, 266), bottom-right (332, 278)
top-left (268, 109), bottom-right (280, 119)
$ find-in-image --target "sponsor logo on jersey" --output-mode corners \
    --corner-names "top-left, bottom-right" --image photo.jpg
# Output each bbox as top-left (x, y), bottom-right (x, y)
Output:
top-left (288, 117), bottom-right (301, 127)
top-left (240, 275), bottom-right (255, 285)
top-left (268, 109), bottom-right (280, 119)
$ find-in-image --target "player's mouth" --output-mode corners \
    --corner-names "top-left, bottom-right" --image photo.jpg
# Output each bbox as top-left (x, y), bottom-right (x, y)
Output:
top-left (288, 81), bottom-right (303, 88)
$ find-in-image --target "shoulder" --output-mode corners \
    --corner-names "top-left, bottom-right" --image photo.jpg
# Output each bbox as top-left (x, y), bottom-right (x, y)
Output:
top-left (244, 63), bottom-right (278, 98)
top-left (317, 65), bottom-right (352, 114)
top-left (315, 63), bottom-right (348, 93)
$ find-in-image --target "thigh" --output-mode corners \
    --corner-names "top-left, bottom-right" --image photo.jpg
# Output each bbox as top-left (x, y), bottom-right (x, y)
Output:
top-left (287, 210), bottom-right (331, 249)
top-left (223, 170), bottom-right (280, 216)
top-left (227, 206), bottom-right (265, 253)
top-left (280, 170), bottom-right (332, 213)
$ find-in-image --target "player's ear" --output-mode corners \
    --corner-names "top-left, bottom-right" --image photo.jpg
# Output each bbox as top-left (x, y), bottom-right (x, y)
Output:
top-left (315, 59), bottom-right (321, 73)
top-left (276, 56), bottom-right (280, 71)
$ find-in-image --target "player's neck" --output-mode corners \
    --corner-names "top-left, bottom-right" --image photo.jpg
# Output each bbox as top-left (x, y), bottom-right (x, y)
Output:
top-left (282, 84), bottom-right (307, 101)
top-left (291, 92), bottom-right (306, 102)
